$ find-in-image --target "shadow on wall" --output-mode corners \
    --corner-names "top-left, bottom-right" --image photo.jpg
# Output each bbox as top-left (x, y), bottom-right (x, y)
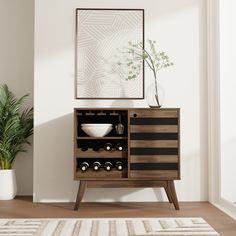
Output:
top-left (34, 113), bottom-right (77, 202)
top-left (33, 108), bottom-right (166, 202)
top-left (85, 188), bottom-right (166, 202)
top-left (14, 139), bottom-right (33, 196)
top-left (221, 138), bottom-right (236, 203)
top-left (79, 98), bottom-right (136, 108)
top-left (111, 100), bottom-right (134, 108)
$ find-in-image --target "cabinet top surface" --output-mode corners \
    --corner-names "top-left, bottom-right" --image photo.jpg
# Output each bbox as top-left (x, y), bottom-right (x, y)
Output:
top-left (74, 108), bottom-right (180, 111)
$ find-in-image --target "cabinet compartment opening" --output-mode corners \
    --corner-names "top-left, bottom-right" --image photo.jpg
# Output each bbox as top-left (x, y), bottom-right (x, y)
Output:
top-left (77, 110), bottom-right (128, 138)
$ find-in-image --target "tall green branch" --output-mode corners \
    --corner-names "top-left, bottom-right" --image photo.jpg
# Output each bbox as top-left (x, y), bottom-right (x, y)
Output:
top-left (117, 40), bottom-right (174, 107)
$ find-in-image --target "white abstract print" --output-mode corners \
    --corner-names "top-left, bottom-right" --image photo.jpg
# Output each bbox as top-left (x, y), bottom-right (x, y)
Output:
top-left (76, 9), bottom-right (144, 98)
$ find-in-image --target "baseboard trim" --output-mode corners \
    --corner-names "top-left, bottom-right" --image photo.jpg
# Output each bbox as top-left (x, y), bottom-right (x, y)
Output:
top-left (212, 199), bottom-right (236, 220)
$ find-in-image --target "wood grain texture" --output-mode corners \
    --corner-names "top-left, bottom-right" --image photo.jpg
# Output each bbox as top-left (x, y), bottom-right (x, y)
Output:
top-left (177, 109), bottom-right (181, 182)
top-left (77, 149), bottom-right (127, 158)
top-left (130, 140), bottom-right (178, 148)
top-left (75, 169), bottom-right (128, 179)
top-left (129, 110), bottom-right (178, 118)
top-left (128, 110), bottom-right (131, 179)
top-left (168, 180), bottom-right (179, 210)
top-left (74, 108), bottom-right (180, 209)
top-left (130, 125), bottom-right (178, 133)
top-left (130, 155), bottom-right (178, 163)
top-left (130, 170), bottom-right (179, 179)
top-left (164, 186), bottom-right (173, 203)
top-left (86, 180), bottom-right (168, 188)
top-left (74, 181), bottom-right (87, 210)
top-left (128, 108), bottom-right (180, 181)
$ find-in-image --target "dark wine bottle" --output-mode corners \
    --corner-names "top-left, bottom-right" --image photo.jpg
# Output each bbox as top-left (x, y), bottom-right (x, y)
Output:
top-left (80, 162), bottom-right (89, 172)
top-left (81, 147), bottom-right (88, 152)
top-left (115, 161), bottom-right (123, 171)
top-left (116, 143), bottom-right (123, 151)
top-left (104, 143), bottom-right (112, 151)
top-left (104, 161), bottom-right (112, 171)
top-left (92, 161), bottom-right (101, 171)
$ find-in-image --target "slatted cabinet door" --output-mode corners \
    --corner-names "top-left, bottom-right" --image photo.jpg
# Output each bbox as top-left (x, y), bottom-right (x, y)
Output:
top-left (129, 109), bottom-right (180, 180)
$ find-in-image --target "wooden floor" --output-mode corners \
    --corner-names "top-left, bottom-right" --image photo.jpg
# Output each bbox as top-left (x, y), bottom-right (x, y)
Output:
top-left (0, 197), bottom-right (235, 236)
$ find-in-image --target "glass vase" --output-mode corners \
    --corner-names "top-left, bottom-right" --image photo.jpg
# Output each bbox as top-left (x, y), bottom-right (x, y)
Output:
top-left (146, 81), bottom-right (164, 108)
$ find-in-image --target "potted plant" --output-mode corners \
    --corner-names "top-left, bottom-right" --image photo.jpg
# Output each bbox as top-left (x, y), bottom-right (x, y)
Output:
top-left (118, 40), bottom-right (173, 107)
top-left (0, 85), bottom-right (33, 200)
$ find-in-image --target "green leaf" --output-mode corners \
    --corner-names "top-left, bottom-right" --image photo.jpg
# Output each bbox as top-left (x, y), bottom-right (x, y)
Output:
top-left (127, 62), bottom-right (133, 66)
top-left (117, 39), bottom-right (174, 82)
top-left (0, 84), bottom-right (33, 170)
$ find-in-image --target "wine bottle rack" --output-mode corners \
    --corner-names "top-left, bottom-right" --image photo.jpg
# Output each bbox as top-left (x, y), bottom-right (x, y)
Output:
top-left (76, 158), bottom-right (127, 178)
top-left (77, 139), bottom-right (127, 151)
top-left (74, 108), bottom-right (180, 211)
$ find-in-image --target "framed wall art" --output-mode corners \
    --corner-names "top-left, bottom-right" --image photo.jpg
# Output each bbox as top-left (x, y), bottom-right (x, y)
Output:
top-left (75, 8), bottom-right (144, 99)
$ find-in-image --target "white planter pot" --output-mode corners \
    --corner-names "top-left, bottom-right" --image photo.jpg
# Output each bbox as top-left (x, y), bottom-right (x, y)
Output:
top-left (0, 169), bottom-right (17, 200)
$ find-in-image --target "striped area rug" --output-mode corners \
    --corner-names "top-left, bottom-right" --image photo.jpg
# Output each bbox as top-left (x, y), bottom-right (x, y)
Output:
top-left (0, 218), bottom-right (219, 236)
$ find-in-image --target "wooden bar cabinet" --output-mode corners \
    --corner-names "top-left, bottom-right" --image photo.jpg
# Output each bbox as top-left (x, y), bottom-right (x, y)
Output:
top-left (74, 108), bottom-right (180, 210)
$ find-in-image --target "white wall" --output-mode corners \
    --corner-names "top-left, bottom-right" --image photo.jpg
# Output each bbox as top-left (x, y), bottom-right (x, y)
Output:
top-left (220, 0), bottom-right (236, 203)
top-left (34, 0), bottom-right (208, 202)
top-left (0, 0), bottom-right (34, 195)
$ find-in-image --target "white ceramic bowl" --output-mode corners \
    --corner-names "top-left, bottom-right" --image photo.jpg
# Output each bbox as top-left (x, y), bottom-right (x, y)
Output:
top-left (81, 123), bottom-right (113, 137)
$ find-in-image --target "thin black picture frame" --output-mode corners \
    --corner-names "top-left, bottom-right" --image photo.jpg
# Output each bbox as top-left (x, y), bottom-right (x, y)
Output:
top-left (75, 8), bottom-right (145, 100)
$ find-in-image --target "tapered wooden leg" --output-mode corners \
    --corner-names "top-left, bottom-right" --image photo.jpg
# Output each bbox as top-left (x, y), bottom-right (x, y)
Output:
top-left (164, 187), bottom-right (173, 203)
top-left (74, 181), bottom-right (87, 210)
top-left (167, 180), bottom-right (179, 210)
